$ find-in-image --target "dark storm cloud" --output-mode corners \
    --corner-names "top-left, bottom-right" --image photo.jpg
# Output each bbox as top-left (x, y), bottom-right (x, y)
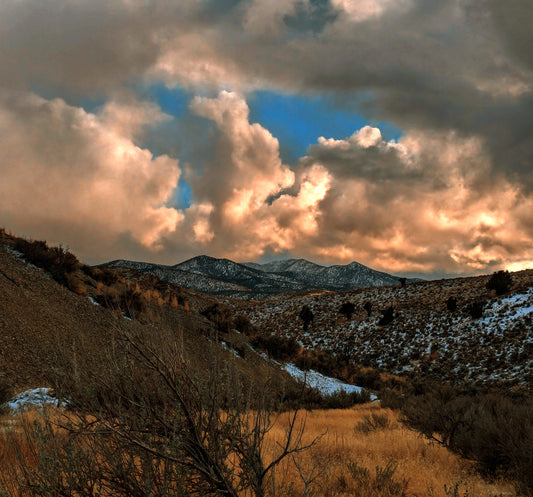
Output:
top-left (283, 0), bottom-right (338, 34)
top-left (483, 0), bottom-right (533, 70)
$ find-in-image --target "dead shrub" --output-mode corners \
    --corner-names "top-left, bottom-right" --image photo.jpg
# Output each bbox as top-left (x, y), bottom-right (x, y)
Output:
top-left (343, 461), bottom-right (408, 497)
top-left (13, 239), bottom-right (79, 285)
top-left (355, 412), bottom-right (392, 433)
top-left (65, 272), bottom-right (87, 296)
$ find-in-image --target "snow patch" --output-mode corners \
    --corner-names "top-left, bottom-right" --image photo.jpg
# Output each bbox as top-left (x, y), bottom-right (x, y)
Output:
top-left (283, 363), bottom-right (377, 399)
top-left (221, 341), bottom-right (241, 359)
top-left (5, 388), bottom-right (59, 412)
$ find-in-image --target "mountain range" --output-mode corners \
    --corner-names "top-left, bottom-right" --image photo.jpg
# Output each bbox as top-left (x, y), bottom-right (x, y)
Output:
top-left (105, 255), bottom-right (411, 298)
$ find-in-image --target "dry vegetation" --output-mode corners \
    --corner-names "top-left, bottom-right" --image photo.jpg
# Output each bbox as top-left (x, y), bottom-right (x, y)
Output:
top-left (241, 272), bottom-right (533, 388)
top-left (1, 405), bottom-right (516, 497)
top-left (267, 406), bottom-right (516, 497)
top-left (0, 229), bottom-right (530, 496)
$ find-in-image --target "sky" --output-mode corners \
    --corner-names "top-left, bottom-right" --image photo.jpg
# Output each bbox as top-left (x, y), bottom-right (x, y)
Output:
top-left (0, 0), bottom-right (532, 277)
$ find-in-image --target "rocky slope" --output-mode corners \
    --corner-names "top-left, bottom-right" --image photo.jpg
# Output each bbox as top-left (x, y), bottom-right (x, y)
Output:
top-left (0, 239), bottom-right (266, 391)
top-left (240, 272), bottom-right (533, 388)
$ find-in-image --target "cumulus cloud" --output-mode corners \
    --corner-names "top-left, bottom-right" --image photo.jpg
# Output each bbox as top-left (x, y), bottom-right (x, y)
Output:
top-left (1, 0), bottom-right (532, 274)
top-left (186, 91), bottom-right (299, 258)
top-left (297, 127), bottom-right (533, 274)
top-left (165, 93), bottom-right (533, 274)
top-left (330, 0), bottom-right (413, 23)
top-left (0, 91), bottom-right (182, 258)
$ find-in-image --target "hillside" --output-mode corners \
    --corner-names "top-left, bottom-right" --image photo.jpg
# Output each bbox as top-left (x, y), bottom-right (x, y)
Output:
top-left (0, 241), bottom-right (129, 390)
top-left (106, 255), bottom-right (411, 298)
top-left (1, 231), bottom-right (531, 496)
top-left (0, 233), bottom-right (294, 395)
top-left (240, 272), bottom-right (533, 388)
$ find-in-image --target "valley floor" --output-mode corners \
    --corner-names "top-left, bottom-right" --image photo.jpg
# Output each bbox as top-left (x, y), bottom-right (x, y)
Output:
top-left (0, 404), bottom-right (516, 497)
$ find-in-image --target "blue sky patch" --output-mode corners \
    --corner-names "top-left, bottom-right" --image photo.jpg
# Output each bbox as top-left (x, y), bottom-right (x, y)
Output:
top-left (248, 91), bottom-right (403, 163)
top-left (138, 83), bottom-right (190, 119)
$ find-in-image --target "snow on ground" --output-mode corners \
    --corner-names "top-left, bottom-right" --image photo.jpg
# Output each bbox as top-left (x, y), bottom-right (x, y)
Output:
top-left (245, 276), bottom-right (533, 386)
top-left (481, 289), bottom-right (533, 329)
top-left (221, 341), bottom-right (241, 358)
top-left (5, 388), bottom-right (59, 412)
top-left (283, 363), bottom-right (377, 399)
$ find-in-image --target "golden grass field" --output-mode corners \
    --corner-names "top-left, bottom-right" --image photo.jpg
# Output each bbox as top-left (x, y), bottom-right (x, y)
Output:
top-left (261, 404), bottom-right (516, 497)
top-left (0, 404), bottom-right (516, 497)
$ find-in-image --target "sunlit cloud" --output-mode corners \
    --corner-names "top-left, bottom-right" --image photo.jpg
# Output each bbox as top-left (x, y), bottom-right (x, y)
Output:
top-left (0, 90), bottom-right (182, 257)
top-left (0, 0), bottom-right (531, 275)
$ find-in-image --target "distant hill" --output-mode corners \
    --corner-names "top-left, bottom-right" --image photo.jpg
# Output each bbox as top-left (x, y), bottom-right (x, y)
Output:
top-left (242, 269), bottom-right (533, 388)
top-left (106, 255), bottom-right (411, 298)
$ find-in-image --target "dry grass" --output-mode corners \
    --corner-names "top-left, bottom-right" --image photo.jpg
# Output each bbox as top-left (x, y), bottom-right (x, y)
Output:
top-left (261, 404), bottom-right (515, 497)
top-left (0, 405), bottom-right (516, 497)
top-left (0, 411), bottom-right (43, 495)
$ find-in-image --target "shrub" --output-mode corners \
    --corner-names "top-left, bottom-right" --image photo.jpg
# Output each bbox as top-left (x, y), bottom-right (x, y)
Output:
top-left (379, 306), bottom-right (395, 326)
top-left (200, 303), bottom-right (233, 333)
top-left (118, 287), bottom-right (146, 319)
top-left (446, 296), bottom-right (457, 312)
top-left (399, 384), bottom-right (533, 495)
top-left (355, 413), bottom-right (392, 433)
top-left (299, 305), bottom-right (314, 331)
top-left (83, 265), bottom-right (119, 286)
top-left (294, 349), bottom-right (339, 378)
top-left (467, 301), bottom-right (485, 319)
top-left (352, 368), bottom-right (383, 390)
top-left (339, 302), bottom-right (356, 320)
top-left (364, 301), bottom-right (373, 317)
top-left (234, 314), bottom-right (255, 335)
top-left (14, 239), bottom-right (79, 285)
top-left (280, 384), bottom-right (371, 410)
top-left (345, 461), bottom-right (408, 497)
top-left (65, 272), bottom-right (87, 296)
top-left (487, 270), bottom-right (513, 295)
top-left (251, 333), bottom-right (300, 361)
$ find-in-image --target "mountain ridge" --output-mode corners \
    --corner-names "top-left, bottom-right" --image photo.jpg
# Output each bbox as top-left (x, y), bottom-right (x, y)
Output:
top-left (106, 255), bottom-right (412, 298)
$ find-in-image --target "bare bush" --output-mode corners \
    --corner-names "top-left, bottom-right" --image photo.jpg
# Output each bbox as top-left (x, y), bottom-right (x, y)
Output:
top-left (379, 306), bottom-right (395, 326)
top-left (3, 325), bottom-right (318, 497)
top-left (339, 302), bottom-right (356, 320)
top-left (399, 384), bottom-right (533, 495)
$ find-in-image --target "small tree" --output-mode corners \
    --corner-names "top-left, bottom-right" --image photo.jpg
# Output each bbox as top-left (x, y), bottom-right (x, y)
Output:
top-left (446, 297), bottom-right (457, 312)
top-left (486, 270), bottom-right (513, 295)
top-left (398, 277), bottom-right (407, 288)
top-left (299, 305), bottom-right (314, 331)
top-left (378, 306), bottom-right (394, 326)
top-left (468, 300), bottom-right (486, 319)
top-left (339, 302), bottom-right (356, 320)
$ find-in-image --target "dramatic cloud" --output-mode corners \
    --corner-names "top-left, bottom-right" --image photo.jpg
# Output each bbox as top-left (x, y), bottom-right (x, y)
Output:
top-left (0, 91), bottom-right (181, 258)
top-left (175, 100), bottom-right (533, 273)
top-left (0, 0), bottom-right (532, 274)
top-left (300, 127), bottom-right (533, 273)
